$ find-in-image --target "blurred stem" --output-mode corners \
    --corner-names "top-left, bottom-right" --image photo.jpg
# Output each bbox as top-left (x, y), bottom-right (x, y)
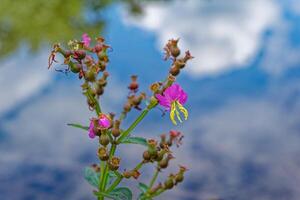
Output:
top-left (100, 143), bottom-right (117, 193)
top-left (117, 100), bottom-right (157, 143)
top-left (106, 171), bottom-right (123, 193)
top-left (86, 89), bottom-right (102, 115)
top-left (98, 160), bottom-right (105, 200)
top-left (148, 167), bottom-right (160, 190)
top-left (134, 160), bottom-right (145, 171)
top-left (117, 109), bottom-right (149, 143)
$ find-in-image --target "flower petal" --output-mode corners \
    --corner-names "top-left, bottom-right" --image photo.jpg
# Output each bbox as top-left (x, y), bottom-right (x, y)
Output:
top-left (178, 89), bottom-right (188, 105)
top-left (156, 94), bottom-right (171, 109)
top-left (164, 84), bottom-right (180, 101)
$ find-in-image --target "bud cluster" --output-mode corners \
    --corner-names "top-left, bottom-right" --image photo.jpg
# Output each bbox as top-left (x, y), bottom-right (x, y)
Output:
top-left (121, 76), bottom-right (147, 118)
top-left (164, 38), bottom-right (194, 76)
top-left (48, 36), bottom-right (111, 111)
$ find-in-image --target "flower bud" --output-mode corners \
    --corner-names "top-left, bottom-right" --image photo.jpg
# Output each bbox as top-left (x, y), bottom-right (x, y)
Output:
top-left (159, 154), bottom-right (174, 169)
top-left (98, 147), bottom-right (109, 161)
top-left (131, 169), bottom-right (141, 179)
top-left (164, 178), bottom-right (174, 189)
top-left (175, 173), bottom-right (184, 183)
top-left (128, 75), bottom-right (139, 92)
top-left (123, 170), bottom-right (131, 179)
top-left (98, 114), bottom-right (111, 129)
top-left (147, 139), bottom-right (158, 157)
top-left (183, 50), bottom-right (194, 63)
top-left (174, 59), bottom-right (186, 69)
top-left (169, 66), bottom-right (180, 76)
top-left (143, 150), bottom-right (151, 161)
top-left (155, 150), bottom-right (165, 162)
top-left (99, 133), bottom-right (110, 146)
top-left (150, 82), bottom-right (160, 93)
top-left (159, 134), bottom-right (167, 148)
top-left (112, 120), bottom-right (121, 137)
top-left (108, 157), bottom-right (121, 171)
top-left (95, 85), bottom-right (104, 95)
top-left (84, 70), bottom-right (96, 82)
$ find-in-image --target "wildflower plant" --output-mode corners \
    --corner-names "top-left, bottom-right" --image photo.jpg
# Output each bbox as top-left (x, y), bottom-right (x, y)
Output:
top-left (48, 34), bottom-right (193, 200)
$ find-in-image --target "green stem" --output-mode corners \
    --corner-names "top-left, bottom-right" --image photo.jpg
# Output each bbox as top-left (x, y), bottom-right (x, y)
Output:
top-left (100, 143), bottom-right (117, 193)
top-left (106, 172), bottom-right (123, 193)
top-left (98, 160), bottom-right (105, 200)
top-left (134, 161), bottom-right (145, 171)
top-left (86, 89), bottom-right (101, 115)
top-left (148, 167), bottom-right (160, 190)
top-left (117, 109), bottom-right (149, 143)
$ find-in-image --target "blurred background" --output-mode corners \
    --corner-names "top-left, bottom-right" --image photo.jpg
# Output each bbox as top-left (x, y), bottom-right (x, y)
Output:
top-left (1, 0), bottom-right (300, 199)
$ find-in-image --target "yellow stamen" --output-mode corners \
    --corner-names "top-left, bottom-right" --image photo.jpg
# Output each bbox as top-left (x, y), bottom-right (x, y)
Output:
top-left (176, 101), bottom-right (188, 120)
top-left (170, 102), bottom-right (177, 125)
top-left (169, 101), bottom-right (189, 125)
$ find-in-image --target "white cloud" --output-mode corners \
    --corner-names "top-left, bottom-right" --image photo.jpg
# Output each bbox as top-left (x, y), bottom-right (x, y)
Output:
top-left (0, 49), bottom-right (53, 116)
top-left (260, 9), bottom-right (300, 76)
top-left (122, 0), bottom-right (280, 77)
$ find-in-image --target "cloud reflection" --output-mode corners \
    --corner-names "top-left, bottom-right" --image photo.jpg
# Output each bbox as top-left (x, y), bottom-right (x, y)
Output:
top-left (123, 0), bottom-right (279, 77)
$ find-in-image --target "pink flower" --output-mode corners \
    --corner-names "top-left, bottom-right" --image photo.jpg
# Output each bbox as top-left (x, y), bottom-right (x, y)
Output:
top-left (82, 33), bottom-right (91, 47)
top-left (156, 84), bottom-right (188, 125)
top-left (88, 120), bottom-right (96, 139)
top-left (98, 114), bottom-right (111, 128)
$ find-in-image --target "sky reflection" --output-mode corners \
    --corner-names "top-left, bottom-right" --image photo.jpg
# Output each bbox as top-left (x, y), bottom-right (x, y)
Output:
top-left (1, 0), bottom-right (300, 200)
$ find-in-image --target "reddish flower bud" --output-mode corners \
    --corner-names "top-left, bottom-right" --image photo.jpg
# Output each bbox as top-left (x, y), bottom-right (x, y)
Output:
top-left (128, 75), bottom-right (139, 92)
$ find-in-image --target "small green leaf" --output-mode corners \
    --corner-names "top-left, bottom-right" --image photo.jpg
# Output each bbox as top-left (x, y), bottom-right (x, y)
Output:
top-left (68, 123), bottom-right (89, 131)
top-left (121, 136), bottom-right (148, 147)
top-left (138, 182), bottom-right (149, 193)
top-left (84, 167), bottom-right (100, 188)
top-left (109, 187), bottom-right (133, 200)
